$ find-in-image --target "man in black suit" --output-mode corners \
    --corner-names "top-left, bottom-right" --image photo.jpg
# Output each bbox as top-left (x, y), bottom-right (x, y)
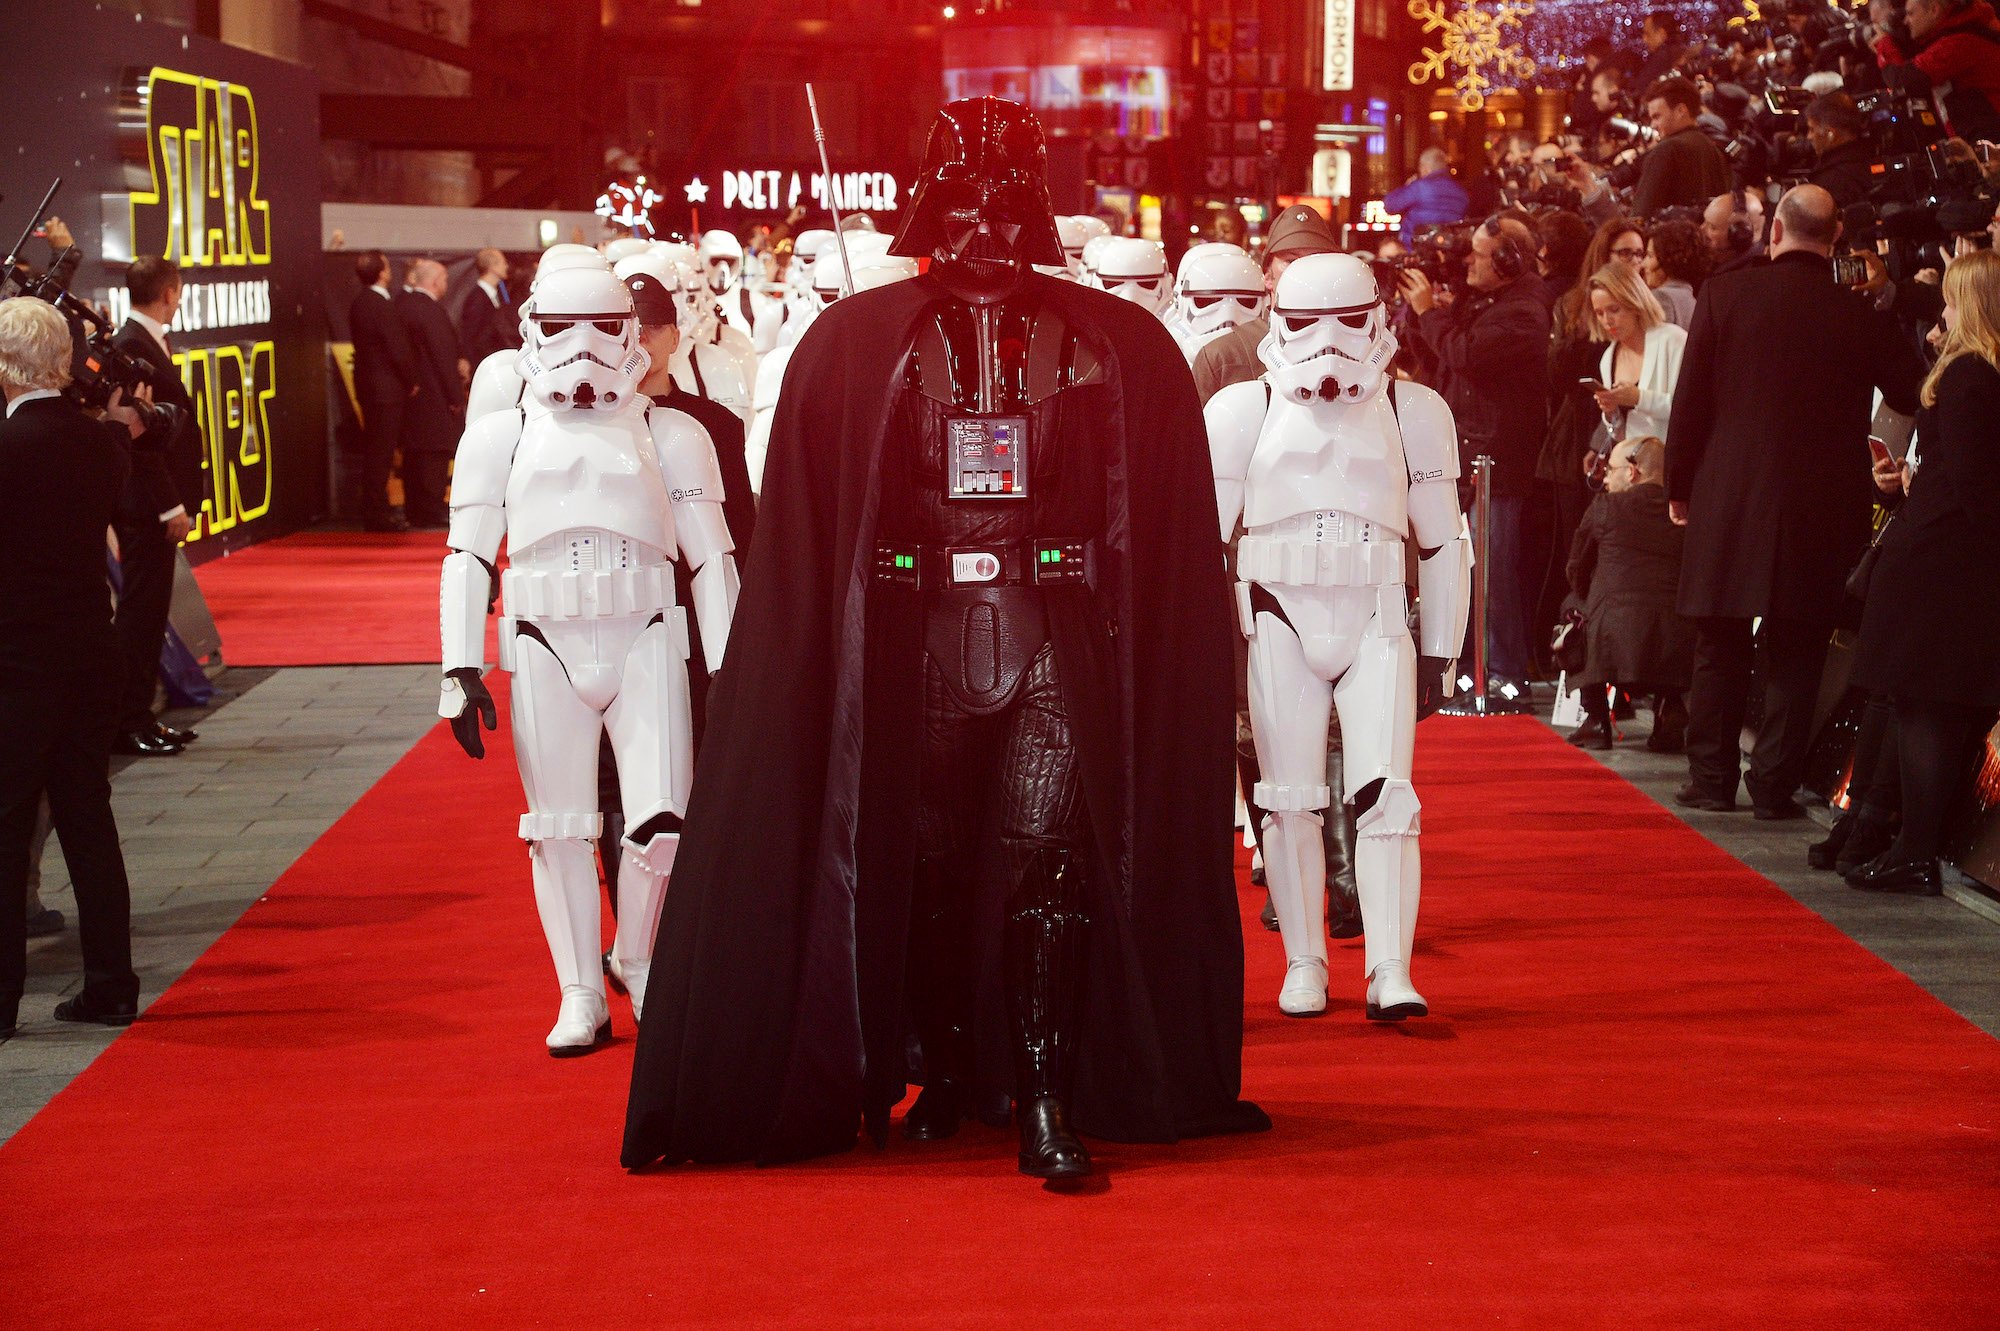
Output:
top-left (396, 258), bottom-right (465, 527)
top-left (1666, 186), bottom-right (1927, 817)
top-left (458, 247), bottom-right (519, 370)
top-left (0, 297), bottom-right (149, 1035)
top-left (347, 251), bottom-right (418, 532)
top-left (111, 256), bottom-right (203, 757)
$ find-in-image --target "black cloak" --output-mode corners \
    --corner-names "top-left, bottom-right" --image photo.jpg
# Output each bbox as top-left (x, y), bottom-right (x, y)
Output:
top-left (622, 271), bottom-right (1268, 1168)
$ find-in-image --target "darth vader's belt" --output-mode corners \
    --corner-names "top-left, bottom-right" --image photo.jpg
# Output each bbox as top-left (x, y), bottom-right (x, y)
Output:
top-left (873, 539), bottom-right (1093, 590)
top-left (1235, 533), bottom-right (1405, 588)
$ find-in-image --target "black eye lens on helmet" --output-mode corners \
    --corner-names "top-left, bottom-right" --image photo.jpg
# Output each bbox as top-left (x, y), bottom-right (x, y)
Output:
top-left (1137, 277), bottom-right (1160, 290)
top-left (1284, 315), bottom-right (1316, 333)
top-left (538, 320), bottom-right (573, 337)
top-left (594, 320), bottom-right (626, 336)
top-left (1191, 295), bottom-right (1221, 309)
top-left (1338, 313), bottom-right (1371, 329)
top-left (1234, 296), bottom-right (1260, 310)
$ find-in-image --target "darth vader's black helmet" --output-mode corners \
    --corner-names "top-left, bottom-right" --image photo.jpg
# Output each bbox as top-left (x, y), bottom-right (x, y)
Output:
top-left (890, 97), bottom-right (1067, 271)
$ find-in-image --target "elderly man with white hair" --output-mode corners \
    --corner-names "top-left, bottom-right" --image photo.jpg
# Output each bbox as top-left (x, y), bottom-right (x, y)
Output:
top-left (0, 297), bottom-right (153, 1039)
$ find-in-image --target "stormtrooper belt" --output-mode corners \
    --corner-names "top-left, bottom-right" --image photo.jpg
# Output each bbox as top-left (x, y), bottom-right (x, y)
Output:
top-left (500, 565), bottom-right (678, 620)
top-left (1235, 534), bottom-right (1405, 587)
top-left (874, 539), bottom-right (1093, 590)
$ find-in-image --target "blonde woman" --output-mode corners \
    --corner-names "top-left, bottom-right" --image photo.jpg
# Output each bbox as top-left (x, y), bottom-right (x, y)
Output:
top-left (1847, 250), bottom-right (2000, 896)
top-left (1587, 260), bottom-right (1686, 447)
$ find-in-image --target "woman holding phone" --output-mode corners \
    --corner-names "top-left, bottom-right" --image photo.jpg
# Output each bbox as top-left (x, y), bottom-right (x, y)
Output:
top-left (1586, 261), bottom-right (1687, 451)
top-left (1845, 250), bottom-right (2000, 896)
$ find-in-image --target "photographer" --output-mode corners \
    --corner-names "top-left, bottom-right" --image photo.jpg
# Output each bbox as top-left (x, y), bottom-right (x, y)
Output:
top-left (1804, 92), bottom-right (1878, 206)
top-left (110, 256), bottom-right (202, 758)
top-left (1872, 0), bottom-right (2000, 145)
top-left (1633, 77), bottom-right (1734, 216)
top-left (1402, 216), bottom-right (1551, 686)
top-left (0, 297), bottom-right (149, 1038)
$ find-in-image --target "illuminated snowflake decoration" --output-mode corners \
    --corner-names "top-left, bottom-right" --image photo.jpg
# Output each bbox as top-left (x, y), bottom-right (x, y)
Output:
top-left (1727, 0), bottom-right (1765, 28)
top-left (1407, 0), bottom-right (1537, 112)
top-left (595, 178), bottom-right (666, 237)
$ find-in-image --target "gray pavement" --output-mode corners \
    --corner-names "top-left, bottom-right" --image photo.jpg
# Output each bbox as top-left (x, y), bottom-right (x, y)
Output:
top-left (0, 665), bottom-right (441, 1143)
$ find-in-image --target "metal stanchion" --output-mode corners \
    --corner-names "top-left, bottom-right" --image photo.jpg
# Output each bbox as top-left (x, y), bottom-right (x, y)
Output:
top-left (1439, 454), bottom-right (1529, 717)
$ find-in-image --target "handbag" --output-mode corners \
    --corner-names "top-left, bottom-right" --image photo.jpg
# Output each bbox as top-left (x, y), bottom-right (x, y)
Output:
top-left (1844, 512), bottom-right (1896, 604)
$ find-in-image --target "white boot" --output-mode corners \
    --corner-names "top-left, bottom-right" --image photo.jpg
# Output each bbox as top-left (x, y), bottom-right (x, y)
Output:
top-left (1279, 956), bottom-right (1329, 1016)
top-left (1365, 959), bottom-right (1426, 1021)
top-left (547, 983), bottom-right (611, 1056)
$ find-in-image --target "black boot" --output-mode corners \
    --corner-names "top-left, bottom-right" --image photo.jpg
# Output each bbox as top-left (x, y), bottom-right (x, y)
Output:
top-left (1807, 811), bottom-right (1855, 871)
top-left (1646, 692), bottom-right (1688, 754)
top-left (1836, 811), bottom-right (1896, 880)
top-left (903, 855), bottom-right (973, 1142)
top-left (1005, 846), bottom-right (1091, 1184)
top-left (1323, 751), bottom-right (1363, 940)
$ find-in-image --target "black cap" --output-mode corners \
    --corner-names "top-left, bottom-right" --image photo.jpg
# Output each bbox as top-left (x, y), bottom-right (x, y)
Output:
top-left (624, 272), bottom-right (679, 327)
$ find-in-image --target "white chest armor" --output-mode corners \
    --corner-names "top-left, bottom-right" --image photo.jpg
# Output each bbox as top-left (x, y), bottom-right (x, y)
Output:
top-left (1244, 392), bottom-right (1411, 537)
top-left (672, 342), bottom-right (752, 422)
top-left (503, 405), bottom-right (675, 571)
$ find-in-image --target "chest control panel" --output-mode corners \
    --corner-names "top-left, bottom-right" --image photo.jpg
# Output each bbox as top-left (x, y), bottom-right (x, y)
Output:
top-left (947, 415), bottom-right (1030, 500)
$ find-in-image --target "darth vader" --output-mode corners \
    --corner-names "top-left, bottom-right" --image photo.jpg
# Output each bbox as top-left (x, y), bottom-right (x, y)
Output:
top-left (622, 98), bottom-right (1267, 1185)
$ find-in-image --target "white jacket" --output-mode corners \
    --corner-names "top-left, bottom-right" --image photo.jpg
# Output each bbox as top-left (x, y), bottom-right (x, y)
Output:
top-left (1600, 320), bottom-right (1687, 444)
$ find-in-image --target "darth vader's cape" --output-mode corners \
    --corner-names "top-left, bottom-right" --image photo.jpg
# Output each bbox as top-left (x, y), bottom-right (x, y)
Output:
top-left (622, 271), bottom-right (1268, 1168)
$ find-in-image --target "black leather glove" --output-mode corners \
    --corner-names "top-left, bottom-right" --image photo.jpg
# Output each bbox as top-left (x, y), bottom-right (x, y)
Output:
top-left (1416, 655), bottom-right (1455, 722)
top-left (443, 667), bottom-right (497, 759)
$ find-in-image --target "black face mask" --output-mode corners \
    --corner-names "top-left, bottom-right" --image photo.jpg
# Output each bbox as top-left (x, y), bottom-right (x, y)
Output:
top-left (890, 97), bottom-right (1066, 282)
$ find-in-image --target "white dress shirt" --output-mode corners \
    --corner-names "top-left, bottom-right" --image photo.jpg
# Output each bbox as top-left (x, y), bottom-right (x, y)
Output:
top-left (1600, 321), bottom-right (1688, 444)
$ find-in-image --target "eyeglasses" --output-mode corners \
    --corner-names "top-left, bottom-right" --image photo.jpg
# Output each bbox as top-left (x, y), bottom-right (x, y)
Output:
top-left (1611, 246), bottom-right (1647, 261)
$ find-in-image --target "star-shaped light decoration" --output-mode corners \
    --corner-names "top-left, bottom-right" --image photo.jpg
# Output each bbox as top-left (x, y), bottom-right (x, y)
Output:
top-left (1407, 0), bottom-right (1536, 112)
top-left (685, 176), bottom-right (710, 204)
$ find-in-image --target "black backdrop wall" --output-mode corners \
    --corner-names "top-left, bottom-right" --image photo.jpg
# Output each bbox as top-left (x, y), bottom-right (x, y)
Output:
top-left (1, 9), bottom-right (326, 563)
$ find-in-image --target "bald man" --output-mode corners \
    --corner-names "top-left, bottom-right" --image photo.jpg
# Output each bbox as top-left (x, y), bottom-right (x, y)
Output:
top-left (458, 246), bottom-right (520, 368)
top-left (1665, 185), bottom-right (1926, 817)
top-left (396, 258), bottom-right (466, 526)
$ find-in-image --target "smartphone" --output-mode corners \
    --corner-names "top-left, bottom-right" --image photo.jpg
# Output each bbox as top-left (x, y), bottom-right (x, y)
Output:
top-left (1980, 142), bottom-right (1994, 166)
top-left (1867, 436), bottom-right (1892, 466)
top-left (1578, 377), bottom-right (1606, 391)
top-left (1832, 253), bottom-right (1869, 286)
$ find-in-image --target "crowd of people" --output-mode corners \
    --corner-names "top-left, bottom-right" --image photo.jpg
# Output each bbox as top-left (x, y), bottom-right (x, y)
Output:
top-left (1353, 1), bottom-right (2000, 896)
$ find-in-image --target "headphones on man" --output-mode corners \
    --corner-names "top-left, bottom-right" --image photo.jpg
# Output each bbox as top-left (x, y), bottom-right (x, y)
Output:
top-left (1481, 214), bottom-right (1528, 281)
top-left (1727, 187), bottom-right (1757, 252)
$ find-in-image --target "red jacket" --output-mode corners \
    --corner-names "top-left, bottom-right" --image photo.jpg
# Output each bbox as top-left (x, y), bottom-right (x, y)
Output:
top-left (1874, 1), bottom-right (2000, 142)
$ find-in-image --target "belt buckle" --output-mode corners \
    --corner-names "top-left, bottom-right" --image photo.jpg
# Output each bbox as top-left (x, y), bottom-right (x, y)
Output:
top-left (1031, 540), bottom-right (1087, 585)
top-left (874, 544), bottom-right (920, 587)
top-left (946, 546), bottom-right (1006, 585)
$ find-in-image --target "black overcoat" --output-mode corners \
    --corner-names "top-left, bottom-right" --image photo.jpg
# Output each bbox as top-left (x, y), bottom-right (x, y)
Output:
top-left (1851, 355), bottom-right (2000, 708)
top-left (1567, 486), bottom-right (1695, 691)
top-left (622, 272), bottom-right (1268, 1168)
top-left (394, 289), bottom-right (465, 455)
top-left (1666, 251), bottom-right (1925, 623)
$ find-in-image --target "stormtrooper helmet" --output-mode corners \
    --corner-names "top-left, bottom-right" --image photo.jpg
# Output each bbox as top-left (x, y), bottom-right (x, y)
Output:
top-left (1259, 253), bottom-right (1396, 405)
top-left (1078, 234), bottom-right (1119, 287)
top-left (518, 261), bottom-right (647, 412)
top-left (1176, 247), bottom-right (1267, 337)
top-left (1096, 238), bottom-right (1172, 314)
top-left (1038, 216), bottom-right (1087, 280)
top-left (698, 230), bottom-right (743, 295)
top-left (601, 236), bottom-right (651, 265)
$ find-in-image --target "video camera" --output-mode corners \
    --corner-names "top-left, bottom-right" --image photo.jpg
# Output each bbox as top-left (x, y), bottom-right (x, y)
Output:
top-left (1, 179), bottom-right (182, 435)
top-left (1381, 223), bottom-right (1475, 294)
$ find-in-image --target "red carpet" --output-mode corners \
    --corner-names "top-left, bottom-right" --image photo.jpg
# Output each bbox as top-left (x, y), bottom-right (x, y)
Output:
top-left (3, 703), bottom-right (1997, 1328)
top-left (193, 530), bottom-right (496, 666)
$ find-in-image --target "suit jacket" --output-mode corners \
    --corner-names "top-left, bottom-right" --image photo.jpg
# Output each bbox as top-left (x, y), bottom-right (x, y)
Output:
top-left (349, 285), bottom-right (418, 404)
top-left (1667, 250), bottom-right (1925, 622)
top-left (0, 395), bottom-right (130, 667)
top-left (110, 318), bottom-right (203, 521)
top-left (396, 288), bottom-right (465, 454)
top-left (457, 281), bottom-right (519, 367)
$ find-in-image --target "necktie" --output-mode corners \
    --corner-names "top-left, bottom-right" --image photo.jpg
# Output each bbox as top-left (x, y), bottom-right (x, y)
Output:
top-left (498, 279), bottom-right (512, 306)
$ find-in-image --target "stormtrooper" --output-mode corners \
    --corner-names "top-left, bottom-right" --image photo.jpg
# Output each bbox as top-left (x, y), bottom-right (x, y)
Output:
top-left (1035, 216), bottom-right (1088, 282)
top-left (1205, 253), bottom-right (1471, 1021)
top-left (465, 244), bottom-right (606, 423)
top-left (1077, 233), bottom-right (1118, 289)
top-left (1173, 245), bottom-right (1266, 365)
top-left (697, 229), bottom-right (755, 343)
top-left (645, 245), bottom-right (755, 428)
top-left (745, 244), bottom-right (919, 491)
top-left (437, 251), bottom-right (740, 1055)
top-left (1093, 237), bottom-right (1171, 318)
top-left (780, 229), bottom-right (834, 347)
top-left (624, 96), bottom-right (1266, 1181)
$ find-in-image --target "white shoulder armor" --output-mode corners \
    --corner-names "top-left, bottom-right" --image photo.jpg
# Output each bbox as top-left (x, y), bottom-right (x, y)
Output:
top-left (1205, 378), bottom-right (1269, 541)
top-left (448, 406), bottom-right (524, 532)
top-left (1393, 381), bottom-right (1464, 551)
top-left (466, 348), bottom-right (525, 423)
